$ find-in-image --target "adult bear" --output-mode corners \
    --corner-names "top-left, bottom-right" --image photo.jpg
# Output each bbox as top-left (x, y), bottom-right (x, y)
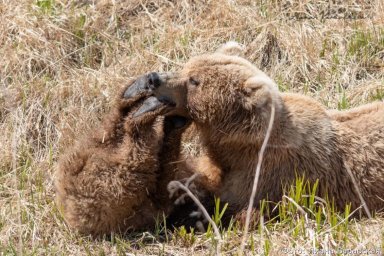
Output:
top-left (134, 42), bottom-right (384, 220)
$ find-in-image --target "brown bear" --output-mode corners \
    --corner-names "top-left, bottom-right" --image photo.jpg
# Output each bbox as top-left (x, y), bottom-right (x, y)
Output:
top-left (134, 42), bottom-right (384, 220)
top-left (54, 75), bottom-right (199, 236)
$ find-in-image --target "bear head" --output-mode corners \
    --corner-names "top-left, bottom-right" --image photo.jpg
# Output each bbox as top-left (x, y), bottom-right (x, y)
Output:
top-left (129, 42), bottom-right (281, 144)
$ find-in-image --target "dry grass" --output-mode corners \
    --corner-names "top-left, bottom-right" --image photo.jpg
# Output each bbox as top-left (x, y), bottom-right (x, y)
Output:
top-left (1, 0), bottom-right (383, 255)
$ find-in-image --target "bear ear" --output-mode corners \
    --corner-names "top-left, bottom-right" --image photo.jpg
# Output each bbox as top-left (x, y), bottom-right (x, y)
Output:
top-left (242, 75), bottom-right (280, 110)
top-left (216, 41), bottom-right (245, 56)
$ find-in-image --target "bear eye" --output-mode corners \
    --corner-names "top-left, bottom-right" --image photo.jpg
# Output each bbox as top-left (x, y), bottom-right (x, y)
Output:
top-left (189, 77), bottom-right (200, 87)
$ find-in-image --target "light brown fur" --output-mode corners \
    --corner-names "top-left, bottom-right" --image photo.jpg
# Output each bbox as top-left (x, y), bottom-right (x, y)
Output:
top-left (151, 42), bottom-right (384, 218)
top-left (54, 81), bottom-right (192, 236)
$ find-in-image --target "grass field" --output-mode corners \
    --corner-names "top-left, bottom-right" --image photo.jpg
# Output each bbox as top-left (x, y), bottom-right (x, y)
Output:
top-left (1, 0), bottom-right (383, 255)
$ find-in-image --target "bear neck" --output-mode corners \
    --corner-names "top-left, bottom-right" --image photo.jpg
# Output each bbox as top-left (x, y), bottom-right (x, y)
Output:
top-left (196, 93), bottom-right (359, 207)
top-left (198, 93), bottom-right (338, 166)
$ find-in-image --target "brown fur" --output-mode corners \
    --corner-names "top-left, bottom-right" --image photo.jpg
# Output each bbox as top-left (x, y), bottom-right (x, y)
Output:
top-left (55, 44), bottom-right (384, 235)
top-left (54, 81), bottom-right (192, 236)
top-left (151, 42), bottom-right (384, 218)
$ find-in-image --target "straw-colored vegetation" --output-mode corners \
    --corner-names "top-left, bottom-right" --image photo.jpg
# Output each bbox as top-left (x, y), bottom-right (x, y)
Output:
top-left (0, 0), bottom-right (383, 255)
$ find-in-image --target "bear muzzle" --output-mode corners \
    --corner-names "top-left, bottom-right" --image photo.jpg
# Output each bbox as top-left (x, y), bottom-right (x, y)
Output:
top-left (123, 72), bottom-right (162, 99)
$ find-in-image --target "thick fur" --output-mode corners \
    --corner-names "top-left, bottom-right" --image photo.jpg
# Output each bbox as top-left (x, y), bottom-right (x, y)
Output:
top-left (151, 42), bottom-right (384, 219)
top-left (54, 82), bottom-right (194, 236)
top-left (55, 44), bottom-right (384, 235)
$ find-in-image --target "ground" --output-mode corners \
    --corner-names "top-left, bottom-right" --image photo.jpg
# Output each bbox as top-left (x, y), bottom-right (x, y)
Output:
top-left (0, 0), bottom-right (383, 255)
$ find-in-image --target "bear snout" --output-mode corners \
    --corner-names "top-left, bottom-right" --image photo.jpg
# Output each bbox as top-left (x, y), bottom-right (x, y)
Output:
top-left (123, 72), bottom-right (167, 100)
top-left (123, 75), bottom-right (148, 99)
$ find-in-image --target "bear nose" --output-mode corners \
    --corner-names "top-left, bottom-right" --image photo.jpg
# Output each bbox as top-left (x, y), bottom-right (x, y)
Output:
top-left (147, 72), bottom-right (161, 89)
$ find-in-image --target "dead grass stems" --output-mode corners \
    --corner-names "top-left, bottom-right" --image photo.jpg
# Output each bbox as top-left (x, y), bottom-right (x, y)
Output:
top-left (239, 100), bottom-right (276, 254)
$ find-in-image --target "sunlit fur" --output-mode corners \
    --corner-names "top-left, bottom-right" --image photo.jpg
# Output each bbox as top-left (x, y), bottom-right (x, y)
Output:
top-left (156, 42), bottom-right (384, 219)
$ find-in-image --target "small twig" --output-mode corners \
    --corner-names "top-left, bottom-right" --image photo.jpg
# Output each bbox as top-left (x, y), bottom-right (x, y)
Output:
top-left (167, 174), bottom-right (222, 255)
top-left (151, 52), bottom-right (183, 67)
top-left (319, 205), bottom-right (363, 235)
top-left (344, 161), bottom-right (372, 218)
top-left (283, 195), bottom-right (308, 217)
top-left (239, 103), bottom-right (276, 254)
top-left (301, 194), bottom-right (328, 205)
